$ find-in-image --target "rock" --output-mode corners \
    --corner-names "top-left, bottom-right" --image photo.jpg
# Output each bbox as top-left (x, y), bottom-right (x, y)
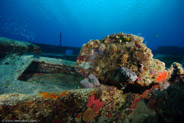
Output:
top-left (117, 67), bottom-right (138, 82)
top-left (88, 74), bottom-right (100, 86)
top-left (80, 78), bottom-right (94, 88)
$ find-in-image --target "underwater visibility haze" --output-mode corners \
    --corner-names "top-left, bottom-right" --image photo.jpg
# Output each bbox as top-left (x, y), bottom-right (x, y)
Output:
top-left (1, 0), bottom-right (184, 123)
top-left (0, 0), bottom-right (184, 49)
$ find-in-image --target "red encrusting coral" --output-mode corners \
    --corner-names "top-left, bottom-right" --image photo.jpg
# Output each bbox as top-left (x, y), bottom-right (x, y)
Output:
top-left (93, 99), bottom-right (104, 112)
top-left (39, 73), bottom-right (44, 75)
top-left (152, 84), bottom-right (160, 88)
top-left (156, 71), bottom-right (167, 82)
top-left (86, 102), bottom-right (93, 108)
top-left (106, 113), bottom-right (112, 118)
top-left (77, 55), bottom-right (86, 61)
top-left (86, 95), bottom-right (104, 112)
top-left (59, 68), bottom-right (70, 73)
top-left (130, 89), bottom-right (151, 109)
top-left (117, 114), bottom-right (122, 118)
top-left (142, 89), bottom-right (150, 98)
top-left (76, 114), bottom-right (80, 119)
top-left (130, 97), bottom-right (142, 109)
top-left (137, 77), bottom-right (141, 81)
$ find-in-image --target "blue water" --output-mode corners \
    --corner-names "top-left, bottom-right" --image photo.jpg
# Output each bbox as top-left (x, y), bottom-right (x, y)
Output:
top-left (0, 0), bottom-right (183, 49)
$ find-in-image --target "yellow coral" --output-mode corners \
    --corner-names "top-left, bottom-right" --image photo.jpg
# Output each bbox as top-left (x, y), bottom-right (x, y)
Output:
top-left (116, 35), bottom-right (120, 39)
top-left (88, 40), bottom-right (94, 49)
top-left (122, 35), bottom-right (130, 42)
top-left (95, 66), bottom-right (101, 74)
top-left (89, 49), bottom-right (94, 55)
top-left (145, 48), bottom-right (153, 58)
top-left (99, 44), bottom-right (106, 52)
top-left (121, 54), bottom-right (129, 64)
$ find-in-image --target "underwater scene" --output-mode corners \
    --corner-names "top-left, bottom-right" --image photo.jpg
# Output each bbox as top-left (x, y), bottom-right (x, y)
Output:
top-left (0, 0), bottom-right (184, 123)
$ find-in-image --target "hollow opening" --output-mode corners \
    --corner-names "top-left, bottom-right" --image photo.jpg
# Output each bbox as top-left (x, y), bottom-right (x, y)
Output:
top-left (0, 45), bottom-right (14, 61)
top-left (65, 49), bottom-right (73, 55)
top-left (18, 61), bottom-right (84, 90)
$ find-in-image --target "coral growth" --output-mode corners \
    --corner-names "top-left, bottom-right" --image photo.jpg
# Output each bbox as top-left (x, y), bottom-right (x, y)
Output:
top-left (39, 91), bottom-right (67, 99)
top-left (76, 32), bottom-right (165, 88)
top-left (82, 108), bottom-right (96, 122)
top-left (86, 95), bottom-right (104, 112)
top-left (149, 63), bottom-right (184, 123)
top-left (156, 71), bottom-right (167, 82)
top-left (121, 54), bottom-right (129, 64)
top-left (80, 74), bottom-right (100, 88)
top-left (1, 33), bottom-right (184, 123)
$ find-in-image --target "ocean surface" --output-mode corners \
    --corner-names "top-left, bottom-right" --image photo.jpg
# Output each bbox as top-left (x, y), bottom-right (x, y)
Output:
top-left (0, 0), bottom-right (184, 50)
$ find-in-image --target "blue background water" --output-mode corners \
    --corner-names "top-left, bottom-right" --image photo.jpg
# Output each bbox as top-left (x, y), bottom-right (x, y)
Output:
top-left (0, 0), bottom-right (183, 49)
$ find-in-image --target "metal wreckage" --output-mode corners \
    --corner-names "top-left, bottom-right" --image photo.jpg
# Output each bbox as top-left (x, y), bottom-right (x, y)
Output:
top-left (0, 33), bottom-right (184, 123)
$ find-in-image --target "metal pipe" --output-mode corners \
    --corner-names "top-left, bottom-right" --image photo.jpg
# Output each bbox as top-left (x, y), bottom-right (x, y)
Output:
top-left (60, 32), bottom-right (62, 47)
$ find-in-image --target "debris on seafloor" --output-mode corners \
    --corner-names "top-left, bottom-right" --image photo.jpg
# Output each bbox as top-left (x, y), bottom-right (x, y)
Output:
top-left (0, 34), bottom-right (184, 123)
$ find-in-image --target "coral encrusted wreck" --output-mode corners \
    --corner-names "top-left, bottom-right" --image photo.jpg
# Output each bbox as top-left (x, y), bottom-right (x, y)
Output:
top-left (76, 32), bottom-right (166, 87)
top-left (1, 34), bottom-right (184, 123)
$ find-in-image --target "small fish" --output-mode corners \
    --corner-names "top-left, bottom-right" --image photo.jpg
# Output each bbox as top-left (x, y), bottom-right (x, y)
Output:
top-left (153, 33), bottom-right (159, 38)
top-left (137, 33), bottom-right (142, 36)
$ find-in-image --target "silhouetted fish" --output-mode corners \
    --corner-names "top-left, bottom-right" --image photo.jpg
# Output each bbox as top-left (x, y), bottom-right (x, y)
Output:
top-left (137, 33), bottom-right (142, 36)
top-left (153, 33), bottom-right (159, 38)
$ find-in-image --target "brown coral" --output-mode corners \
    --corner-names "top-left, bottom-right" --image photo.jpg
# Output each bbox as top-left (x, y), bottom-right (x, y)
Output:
top-left (121, 54), bottom-right (129, 64)
top-left (0, 105), bottom-right (3, 110)
top-left (134, 51), bottom-right (148, 62)
top-left (95, 66), bottom-right (101, 74)
top-left (104, 35), bottom-right (110, 44)
top-left (109, 44), bottom-right (118, 56)
top-left (94, 40), bottom-right (100, 48)
top-left (88, 40), bottom-right (94, 49)
top-left (98, 44), bottom-right (106, 52)
top-left (82, 108), bottom-right (95, 122)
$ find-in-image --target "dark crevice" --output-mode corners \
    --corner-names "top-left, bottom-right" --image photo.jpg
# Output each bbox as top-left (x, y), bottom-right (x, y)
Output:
top-left (123, 82), bottom-right (157, 94)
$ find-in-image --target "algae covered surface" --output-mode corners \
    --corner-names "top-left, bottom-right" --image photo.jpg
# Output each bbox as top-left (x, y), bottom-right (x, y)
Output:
top-left (0, 33), bottom-right (184, 123)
